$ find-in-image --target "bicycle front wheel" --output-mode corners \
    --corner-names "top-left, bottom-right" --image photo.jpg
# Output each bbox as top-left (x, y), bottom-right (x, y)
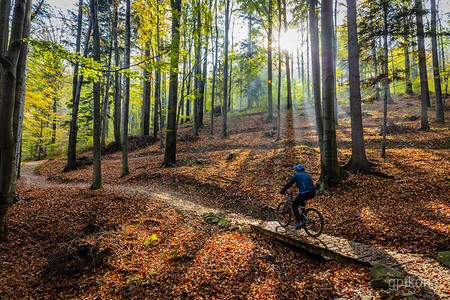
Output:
top-left (276, 201), bottom-right (291, 227)
top-left (303, 208), bottom-right (324, 237)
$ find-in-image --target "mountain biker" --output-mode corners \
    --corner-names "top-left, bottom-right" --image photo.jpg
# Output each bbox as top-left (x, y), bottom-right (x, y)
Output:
top-left (280, 164), bottom-right (316, 230)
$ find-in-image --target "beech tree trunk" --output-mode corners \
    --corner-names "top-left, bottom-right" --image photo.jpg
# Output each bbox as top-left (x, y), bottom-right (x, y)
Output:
top-left (142, 48), bottom-right (151, 136)
top-left (306, 27), bottom-right (310, 103)
top-left (317, 0), bottom-right (347, 191)
top-left (222, 0), bottom-right (230, 138)
top-left (163, 0), bottom-right (182, 166)
top-left (415, 0), bottom-right (429, 131)
top-left (210, 0), bottom-right (218, 135)
top-left (431, 0), bottom-right (444, 124)
top-left (276, 0), bottom-right (282, 141)
top-left (65, 4), bottom-right (91, 172)
top-left (121, 0), bottom-right (131, 177)
top-left (345, 0), bottom-right (370, 174)
top-left (113, 0), bottom-right (121, 149)
top-left (102, 44), bottom-right (113, 148)
top-left (283, 0), bottom-right (292, 110)
top-left (267, 0), bottom-right (273, 122)
top-left (153, 1), bottom-right (161, 140)
top-left (90, 0), bottom-right (102, 189)
top-left (309, 0), bottom-right (323, 147)
top-left (0, 0), bottom-right (32, 239)
top-left (381, 3), bottom-right (389, 157)
top-left (372, 39), bottom-right (381, 101)
top-left (404, 22), bottom-right (413, 96)
top-left (193, 1), bottom-right (202, 135)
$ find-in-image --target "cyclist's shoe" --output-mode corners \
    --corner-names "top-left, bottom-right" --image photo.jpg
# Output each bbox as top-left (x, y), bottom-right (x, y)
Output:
top-left (295, 221), bottom-right (304, 230)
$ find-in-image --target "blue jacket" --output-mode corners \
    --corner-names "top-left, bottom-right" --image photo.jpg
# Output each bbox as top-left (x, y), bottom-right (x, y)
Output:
top-left (280, 170), bottom-right (316, 194)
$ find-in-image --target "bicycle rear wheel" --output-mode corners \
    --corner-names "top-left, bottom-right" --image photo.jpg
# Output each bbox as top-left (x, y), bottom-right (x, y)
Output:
top-left (276, 202), bottom-right (291, 227)
top-left (303, 208), bottom-right (324, 237)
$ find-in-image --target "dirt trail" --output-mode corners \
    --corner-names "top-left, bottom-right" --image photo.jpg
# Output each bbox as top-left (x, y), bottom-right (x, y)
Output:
top-left (19, 161), bottom-right (256, 225)
top-left (19, 161), bottom-right (450, 298)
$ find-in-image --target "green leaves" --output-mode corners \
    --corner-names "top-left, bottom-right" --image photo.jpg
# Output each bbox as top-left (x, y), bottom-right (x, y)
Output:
top-left (143, 234), bottom-right (158, 245)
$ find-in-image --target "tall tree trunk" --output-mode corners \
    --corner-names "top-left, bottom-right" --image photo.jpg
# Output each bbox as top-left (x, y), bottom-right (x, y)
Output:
top-left (276, 0), bottom-right (282, 141)
top-left (431, 0), bottom-right (444, 124)
top-left (0, 0), bottom-right (32, 239)
top-left (372, 39), bottom-right (381, 101)
top-left (247, 14), bottom-right (253, 110)
top-left (411, 43), bottom-right (418, 79)
top-left (345, 0), bottom-right (370, 174)
top-left (415, 0), bottom-right (429, 130)
top-left (381, 4), bottom-right (393, 106)
top-left (185, 38), bottom-right (192, 123)
top-left (193, 0), bottom-right (202, 135)
top-left (309, 0), bottom-right (323, 147)
top-left (65, 2), bottom-right (90, 172)
top-left (210, 0), bottom-right (218, 135)
top-left (159, 73), bottom-right (165, 149)
top-left (222, 0), bottom-right (230, 138)
top-left (90, 0), bottom-right (102, 189)
top-left (51, 93), bottom-right (57, 151)
top-left (0, 0), bottom-right (11, 56)
top-left (283, 0), bottom-right (292, 110)
top-left (200, 0), bottom-right (212, 123)
top-left (267, 0), bottom-right (274, 122)
top-left (381, 4), bottom-right (389, 158)
top-left (438, 17), bottom-right (448, 105)
top-left (228, 22), bottom-right (234, 110)
top-left (142, 47), bottom-right (151, 135)
top-left (13, 0), bottom-right (32, 181)
top-left (113, 0), bottom-right (121, 150)
top-left (153, 2), bottom-right (161, 140)
top-left (333, 0), bottom-right (338, 124)
top-left (317, 0), bottom-right (346, 191)
top-left (163, 0), bottom-right (182, 166)
top-left (404, 27), bottom-right (413, 96)
top-left (121, 0), bottom-right (131, 177)
top-left (102, 44), bottom-right (113, 148)
top-left (306, 26), bottom-right (310, 104)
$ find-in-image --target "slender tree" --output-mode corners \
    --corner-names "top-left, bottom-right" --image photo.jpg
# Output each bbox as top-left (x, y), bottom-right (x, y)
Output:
top-left (102, 40), bottom-right (113, 147)
top-left (309, 0), bottom-right (323, 147)
top-left (267, 0), bottom-right (274, 122)
top-left (404, 36), bottom-right (413, 95)
top-left (90, 0), bottom-right (102, 189)
top-left (64, 1), bottom-right (89, 172)
top-left (431, 0), bottom-right (444, 124)
top-left (142, 47), bottom-right (151, 135)
top-left (210, 0), bottom-right (218, 136)
top-left (193, 0), bottom-right (202, 135)
top-left (113, 0), bottom-right (121, 149)
top-left (372, 39), bottom-right (381, 101)
top-left (163, 0), bottom-right (182, 166)
top-left (222, 0), bottom-right (230, 138)
top-left (121, 0), bottom-right (131, 177)
top-left (415, 0), bottom-right (429, 130)
top-left (283, 0), bottom-right (292, 110)
top-left (153, 0), bottom-right (161, 140)
top-left (276, 0), bottom-right (282, 141)
top-left (381, 1), bottom-right (389, 157)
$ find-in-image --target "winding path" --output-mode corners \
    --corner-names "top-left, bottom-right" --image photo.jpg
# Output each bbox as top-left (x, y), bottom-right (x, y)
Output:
top-left (19, 161), bottom-right (450, 298)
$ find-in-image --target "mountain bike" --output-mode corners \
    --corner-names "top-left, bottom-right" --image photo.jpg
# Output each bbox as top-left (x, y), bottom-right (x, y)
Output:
top-left (276, 192), bottom-right (324, 237)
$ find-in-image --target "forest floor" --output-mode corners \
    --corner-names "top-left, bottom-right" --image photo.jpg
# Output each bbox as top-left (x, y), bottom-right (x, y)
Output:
top-left (1, 95), bottom-right (449, 298)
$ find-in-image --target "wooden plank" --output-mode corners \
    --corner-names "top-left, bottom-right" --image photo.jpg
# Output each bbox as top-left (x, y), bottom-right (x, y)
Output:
top-left (251, 224), bottom-right (370, 266)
